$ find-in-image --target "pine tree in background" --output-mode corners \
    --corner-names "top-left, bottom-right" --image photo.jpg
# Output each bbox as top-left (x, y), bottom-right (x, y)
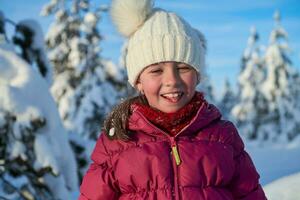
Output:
top-left (0, 15), bottom-right (78, 198)
top-left (232, 26), bottom-right (268, 141)
top-left (218, 78), bottom-right (236, 120)
top-left (237, 26), bottom-right (261, 94)
top-left (260, 11), bottom-right (300, 142)
top-left (41, 0), bottom-right (127, 179)
top-left (12, 20), bottom-right (53, 85)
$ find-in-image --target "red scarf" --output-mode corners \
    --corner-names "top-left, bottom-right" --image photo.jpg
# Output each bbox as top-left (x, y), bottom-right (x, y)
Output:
top-left (133, 92), bottom-right (204, 136)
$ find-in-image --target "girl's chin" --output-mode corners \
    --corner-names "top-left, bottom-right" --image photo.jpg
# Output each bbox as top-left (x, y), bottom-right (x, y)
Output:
top-left (157, 104), bottom-right (184, 113)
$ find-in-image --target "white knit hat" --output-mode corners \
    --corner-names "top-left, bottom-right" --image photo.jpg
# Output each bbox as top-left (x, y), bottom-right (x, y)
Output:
top-left (111, 0), bottom-right (206, 86)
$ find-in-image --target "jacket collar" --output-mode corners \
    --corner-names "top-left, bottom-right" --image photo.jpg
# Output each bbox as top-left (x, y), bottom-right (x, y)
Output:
top-left (128, 96), bottom-right (222, 138)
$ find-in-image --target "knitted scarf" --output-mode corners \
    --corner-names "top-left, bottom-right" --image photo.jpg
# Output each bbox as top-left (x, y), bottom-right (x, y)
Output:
top-left (133, 92), bottom-right (204, 136)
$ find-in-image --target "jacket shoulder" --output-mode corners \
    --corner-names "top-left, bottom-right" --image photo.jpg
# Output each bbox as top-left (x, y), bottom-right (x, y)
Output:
top-left (90, 132), bottom-right (111, 164)
top-left (92, 131), bottom-right (149, 161)
top-left (199, 120), bottom-right (244, 157)
top-left (220, 120), bottom-right (244, 154)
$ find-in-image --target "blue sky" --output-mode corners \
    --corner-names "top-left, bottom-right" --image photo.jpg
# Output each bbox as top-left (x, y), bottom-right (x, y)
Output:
top-left (1, 0), bottom-right (300, 98)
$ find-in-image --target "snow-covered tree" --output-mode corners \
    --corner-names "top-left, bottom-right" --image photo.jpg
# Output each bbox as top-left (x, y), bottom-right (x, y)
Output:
top-left (260, 11), bottom-right (300, 142)
top-left (41, 0), bottom-right (127, 178)
top-left (12, 20), bottom-right (53, 85)
top-left (0, 41), bottom-right (78, 199)
top-left (42, 0), bottom-right (127, 139)
top-left (232, 26), bottom-right (268, 140)
top-left (237, 26), bottom-right (261, 94)
top-left (218, 78), bottom-right (236, 120)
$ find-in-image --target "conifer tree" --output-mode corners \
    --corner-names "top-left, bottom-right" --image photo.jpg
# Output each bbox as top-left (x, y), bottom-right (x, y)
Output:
top-left (260, 11), bottom-right (300, 142)
top-left (41, 0), bottom-right (127, 178)
top-left (232, 26), bottom-right (268, 140)
top-left (218, 78), bottom-right (236, 120)
top-left (0, 19), bottom-right (77, 198)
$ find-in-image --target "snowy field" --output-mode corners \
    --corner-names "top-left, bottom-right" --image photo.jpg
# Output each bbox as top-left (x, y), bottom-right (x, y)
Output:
top-left (246, 139), bottom-right (300, 200)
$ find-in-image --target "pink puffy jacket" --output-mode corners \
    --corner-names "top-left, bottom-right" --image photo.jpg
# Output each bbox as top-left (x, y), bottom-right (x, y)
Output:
top-left (79, 101), bottom-right (266, 200)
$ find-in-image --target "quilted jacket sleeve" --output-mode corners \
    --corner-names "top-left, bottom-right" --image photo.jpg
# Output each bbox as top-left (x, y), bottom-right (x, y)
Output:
top-left (226, 122), bottom-right (267, 200)
top-left (79, 133), bottom-right (119, 200)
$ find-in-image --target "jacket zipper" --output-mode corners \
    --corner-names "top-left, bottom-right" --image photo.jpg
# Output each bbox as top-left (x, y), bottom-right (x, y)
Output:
top-left (131, 102), bottom-right (208, 199)
top-left (169, 103), bottom-right (206, 199)
top-left (134, 112), bottom-right (179, 199)
top-left (170, 137), bottom-right (181, 200)
top-left (171, 138), bottom-right (181, 165)
top-left (135, 109), bottom-right (210, 200)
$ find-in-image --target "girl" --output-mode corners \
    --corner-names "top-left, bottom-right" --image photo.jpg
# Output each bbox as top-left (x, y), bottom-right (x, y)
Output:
top-left (79, 0), bottom-right (266, 199)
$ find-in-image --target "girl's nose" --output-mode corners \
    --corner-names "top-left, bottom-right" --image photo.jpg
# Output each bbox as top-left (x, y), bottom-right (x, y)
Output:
top-left (163, 68), bottom-right (180, 87)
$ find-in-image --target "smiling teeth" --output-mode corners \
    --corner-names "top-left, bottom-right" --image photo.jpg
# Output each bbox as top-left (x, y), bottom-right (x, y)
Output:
top-left (163, 93), bottom-right (182, 98)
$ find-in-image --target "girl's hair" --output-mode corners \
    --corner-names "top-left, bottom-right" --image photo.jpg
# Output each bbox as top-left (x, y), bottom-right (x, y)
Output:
top-left (103, 94), bottom-right (148, 141)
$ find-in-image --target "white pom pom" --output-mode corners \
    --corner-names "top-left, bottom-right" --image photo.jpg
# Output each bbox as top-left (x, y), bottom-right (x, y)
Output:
top-left (110, 0), bottom-right (154, 37)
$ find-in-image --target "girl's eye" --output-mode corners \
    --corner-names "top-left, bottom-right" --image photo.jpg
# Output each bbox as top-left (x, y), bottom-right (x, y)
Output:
top-left (150, 69), bottom-right (163, 74)
top-left (177, 66), bottom-right (191, 72)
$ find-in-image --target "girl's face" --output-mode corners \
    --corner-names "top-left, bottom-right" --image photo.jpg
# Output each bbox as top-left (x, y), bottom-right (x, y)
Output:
top-left (136, 61), bottom-right (199, 113)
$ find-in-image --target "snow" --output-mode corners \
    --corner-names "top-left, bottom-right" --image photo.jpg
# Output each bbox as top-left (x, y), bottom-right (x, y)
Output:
top-left (10, 140), bottom-right (27, 160)
top-left (103, 59), bottom-right (124, 82)
top-left (264, 172), bottom-right (300, 200)
top-left (84, 12), bottom-right (97, 26)
top-left (245, 140), bottom-right (300, 199)
top-left (17, 20), bottom-right (44, 50)
top-left (69, 37), bottom-right (83, 68)
top-left (82, 12), bottom-right (98, 33)
top-left (15, 19), bottom-right (53, 85)
top-left (34, 134), bottom-right (60, 176)
top-left (0, 46), bottom-right (78, 199)
top-left (247, 141), bottom-right (300, 185)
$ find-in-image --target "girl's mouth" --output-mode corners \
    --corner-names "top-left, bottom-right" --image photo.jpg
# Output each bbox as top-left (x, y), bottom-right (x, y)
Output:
top-left (161, 92), bottom-right (183, 103)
